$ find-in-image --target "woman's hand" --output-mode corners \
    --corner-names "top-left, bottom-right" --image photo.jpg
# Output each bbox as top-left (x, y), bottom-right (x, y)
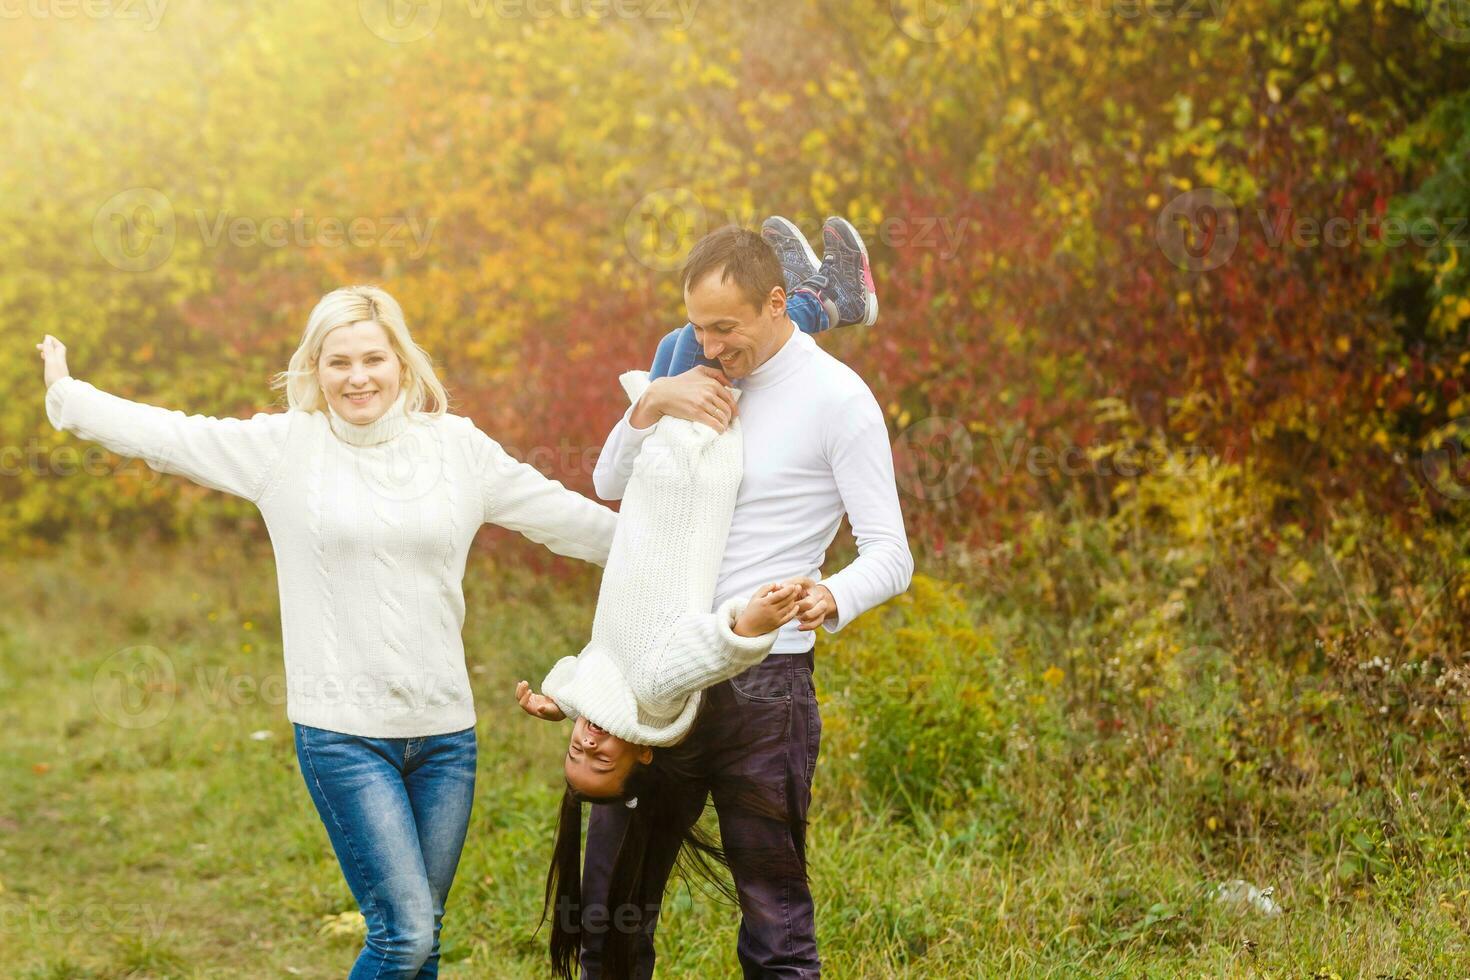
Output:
top-left (515, 680), bottom-right (566, 721)
top-left (734, 581), bottom-right (802, 637)
top-left (35, 335), bottom-right (70, 390)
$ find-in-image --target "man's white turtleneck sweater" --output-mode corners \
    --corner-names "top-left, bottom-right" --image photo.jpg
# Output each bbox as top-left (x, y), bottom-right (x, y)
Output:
top-left (45, 377), bottom-right (617, 738)
top-left (593, 324), bottom-right (914, 653)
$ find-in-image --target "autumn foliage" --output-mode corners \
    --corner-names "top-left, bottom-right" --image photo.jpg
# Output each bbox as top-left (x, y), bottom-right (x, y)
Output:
top-left (3, 0), bottom-right (1469, 562)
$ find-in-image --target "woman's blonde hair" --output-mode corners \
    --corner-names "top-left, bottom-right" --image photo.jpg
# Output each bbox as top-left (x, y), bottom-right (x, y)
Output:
top-left (271, 285), bottom-right (449, 417)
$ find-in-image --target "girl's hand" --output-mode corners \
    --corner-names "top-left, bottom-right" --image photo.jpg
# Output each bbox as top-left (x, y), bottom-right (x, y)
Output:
top-left (734, 581), bottom-right (802, 637)
top-left (35, 335), bottom-right (70, 390)
top-left (515, 680), bottom-right (566, 721)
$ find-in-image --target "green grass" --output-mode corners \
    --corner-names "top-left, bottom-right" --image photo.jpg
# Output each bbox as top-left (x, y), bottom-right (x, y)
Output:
top-left (3, 538), bottom-right (1469, 978)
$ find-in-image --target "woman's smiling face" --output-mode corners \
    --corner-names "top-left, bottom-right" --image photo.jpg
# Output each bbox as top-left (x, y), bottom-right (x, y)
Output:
top-left (317, 319), bottom-right (403, 424)
top-left (564, 715), bottom-right (652, 799)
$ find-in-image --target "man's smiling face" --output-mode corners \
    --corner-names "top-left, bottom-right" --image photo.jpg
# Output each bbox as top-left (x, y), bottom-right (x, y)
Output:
top-left (684, 264), bottom-right (789, 380)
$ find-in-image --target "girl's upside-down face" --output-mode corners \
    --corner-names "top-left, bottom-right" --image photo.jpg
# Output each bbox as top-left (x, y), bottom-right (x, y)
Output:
top-left (565, 715), bottom-right (652, 799)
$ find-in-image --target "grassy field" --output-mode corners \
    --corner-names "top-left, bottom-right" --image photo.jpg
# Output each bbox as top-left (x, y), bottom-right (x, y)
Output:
top-left (4, 536), bottom-right (1470, 978)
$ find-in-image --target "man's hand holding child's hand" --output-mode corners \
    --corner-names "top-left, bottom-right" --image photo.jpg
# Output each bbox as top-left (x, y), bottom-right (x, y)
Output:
top-left (734, 581), bottom-right (804, 637)
top-left (515, 680), bottom-right (566, 721)
top-left (786, 577), bottom-right (839, 631)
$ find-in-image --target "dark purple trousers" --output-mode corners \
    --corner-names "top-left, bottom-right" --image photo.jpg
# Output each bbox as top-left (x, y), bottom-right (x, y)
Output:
top-left (578, 650), bottom-right (823, 979)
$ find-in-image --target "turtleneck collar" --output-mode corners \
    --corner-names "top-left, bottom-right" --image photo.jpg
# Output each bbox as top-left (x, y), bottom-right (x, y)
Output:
top-left (326, 389), bottom-right (411, 446)
top-left (738, 322), bottom-right (812, 392)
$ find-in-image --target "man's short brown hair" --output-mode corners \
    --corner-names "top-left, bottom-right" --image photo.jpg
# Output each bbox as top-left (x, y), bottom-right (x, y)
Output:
top-left (680, 225), bottom-right (784, 313)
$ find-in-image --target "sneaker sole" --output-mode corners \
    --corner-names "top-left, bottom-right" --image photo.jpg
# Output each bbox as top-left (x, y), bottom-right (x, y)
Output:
top-left (824, 216), bottom-right (880, 327)
top-left (762, 216), bottom-right (820, 286)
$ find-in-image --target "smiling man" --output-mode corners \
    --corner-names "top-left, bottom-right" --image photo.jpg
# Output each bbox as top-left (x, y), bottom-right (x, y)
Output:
top-left (582, 224), bottom-right (915, 978)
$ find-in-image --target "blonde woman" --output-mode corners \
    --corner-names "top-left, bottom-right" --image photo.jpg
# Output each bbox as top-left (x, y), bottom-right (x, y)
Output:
top-left (36, 285), bottom-right (617, 979)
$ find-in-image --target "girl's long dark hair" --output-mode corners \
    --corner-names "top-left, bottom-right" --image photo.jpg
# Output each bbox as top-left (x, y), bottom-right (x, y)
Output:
top-left (542, 743), bottom-right (734, 980)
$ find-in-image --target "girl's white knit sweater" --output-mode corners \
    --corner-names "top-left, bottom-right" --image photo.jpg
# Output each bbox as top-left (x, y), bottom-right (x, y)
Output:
top-left (45, 377), bottom-right (617, 738)
top-left (541, 371), bottom-right (777, 747)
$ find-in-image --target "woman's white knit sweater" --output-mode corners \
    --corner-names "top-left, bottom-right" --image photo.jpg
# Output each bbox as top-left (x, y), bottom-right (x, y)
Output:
top-left (45, 377), bottom-right (617, 738)
top-left (541, 371), bottom-right (777, 747)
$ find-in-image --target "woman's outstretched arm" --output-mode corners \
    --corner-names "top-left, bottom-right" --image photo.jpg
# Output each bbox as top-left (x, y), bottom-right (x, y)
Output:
top-left (465, 420), bottom-right (618, 566)
top-left (38, 335), bottom-right (291, 503)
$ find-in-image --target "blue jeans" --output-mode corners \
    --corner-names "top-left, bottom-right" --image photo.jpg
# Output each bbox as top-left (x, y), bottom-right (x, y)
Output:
top-left (650, 290), bottom-right (828, 380)
top-left (294, 723), bottom-right (478, 979)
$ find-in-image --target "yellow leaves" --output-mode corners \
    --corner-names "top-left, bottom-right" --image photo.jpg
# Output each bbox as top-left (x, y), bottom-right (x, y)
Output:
top-left (696, 62), bottom-right (737, 89)
top-left (1438, 247), bottom-right (1460, 276)
top-left (809, 169), bottom-right (840, 214)
top-left (1042, 665), bottom-right (1065, 687)
top-left (318, 911), bottom-right (367, 939)
top-left (1288, 559), bottom-right (1315, 587)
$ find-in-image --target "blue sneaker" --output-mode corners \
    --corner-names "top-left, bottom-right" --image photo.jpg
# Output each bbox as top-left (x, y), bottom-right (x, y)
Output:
top-left (761, 216), bottom-right (820, 295)
top-left (805, 217), bottom-right (879, 328)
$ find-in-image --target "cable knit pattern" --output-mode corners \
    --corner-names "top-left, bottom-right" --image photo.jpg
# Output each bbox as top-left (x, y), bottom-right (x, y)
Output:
top-left (541, 371), bottom-right (778, 747)
top-left (304, 427), bottom-right (340, 681)
top-left (45, 376), bottom-right (616, 738)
